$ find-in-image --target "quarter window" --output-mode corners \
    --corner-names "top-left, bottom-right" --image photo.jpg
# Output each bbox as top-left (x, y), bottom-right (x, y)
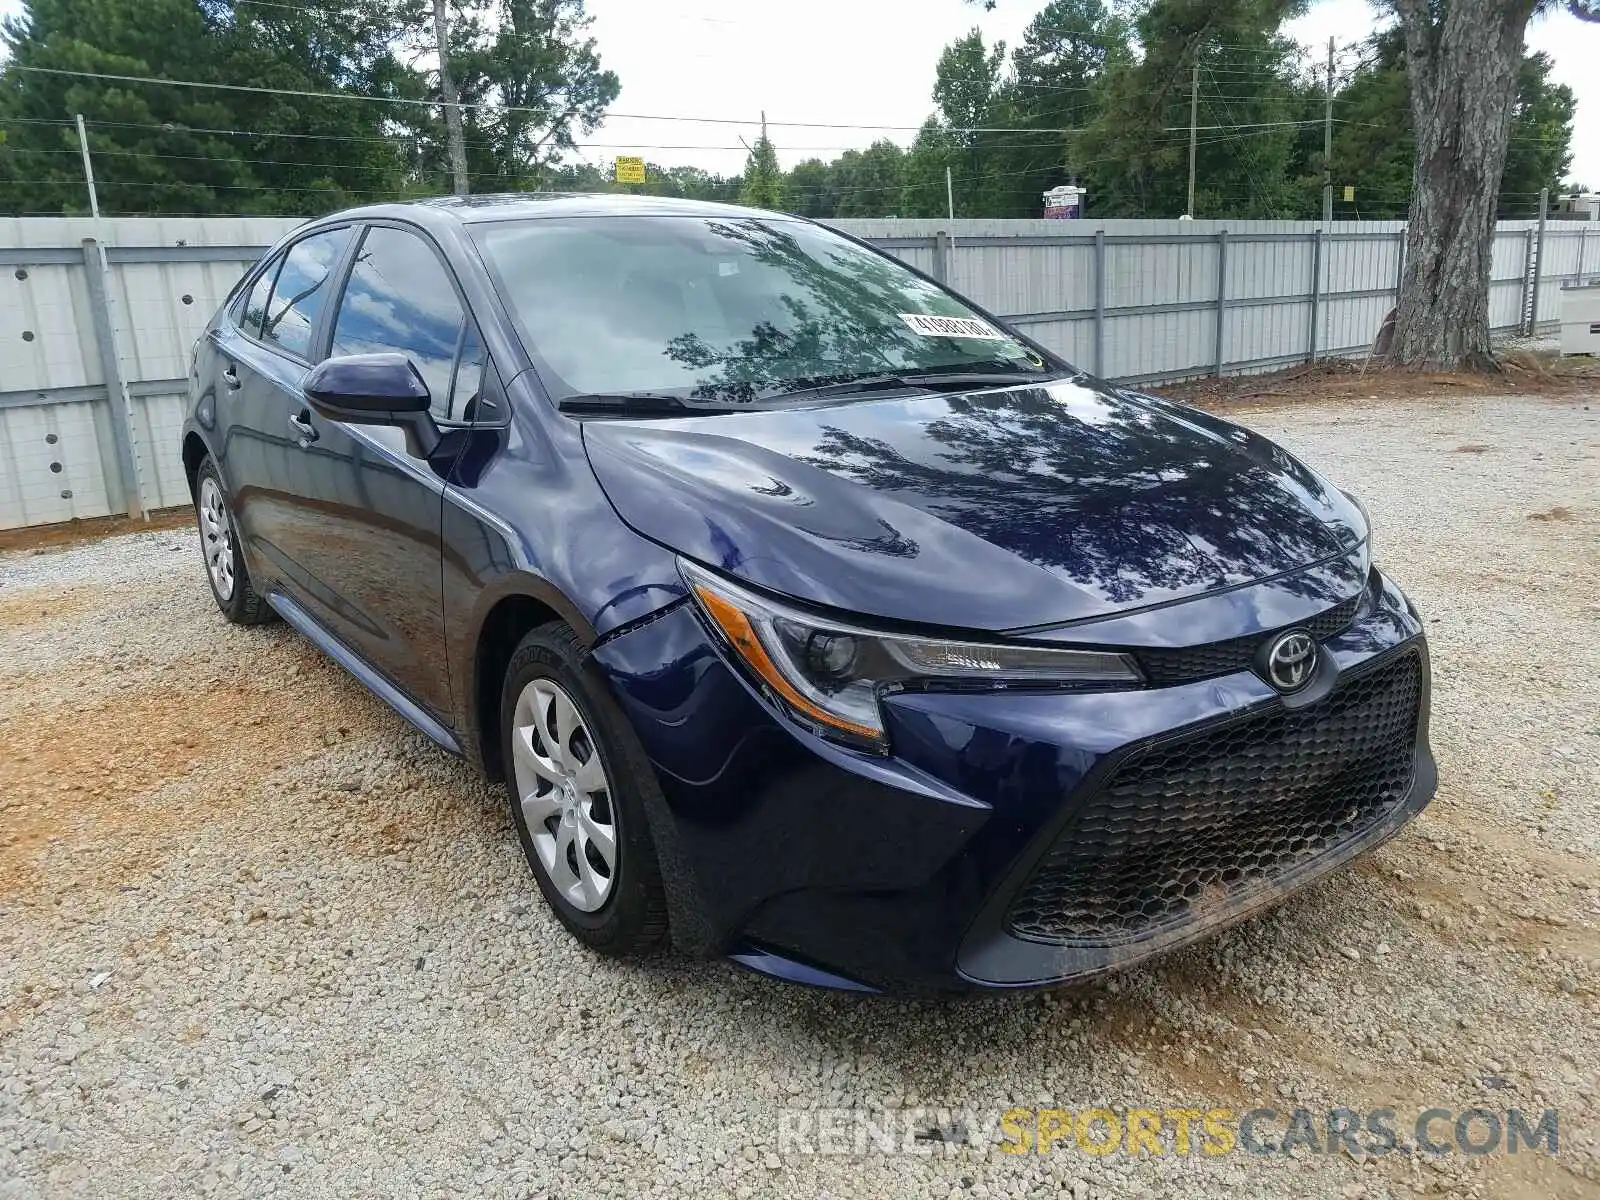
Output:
top-left (260, 227), bottom-right (352, 359)
top-left (450, 321), bottom-right (488, 423)
top-left (237, 252), bottom-right (283, 338)
top-left (331, 226), bottom-right (471, 423)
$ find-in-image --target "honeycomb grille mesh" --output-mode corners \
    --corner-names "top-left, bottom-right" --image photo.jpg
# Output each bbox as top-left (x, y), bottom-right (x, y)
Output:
top-left (1006, 652), bottom-right (1422, 946)
top-left (1134, 593), bottom-right (1362, 686)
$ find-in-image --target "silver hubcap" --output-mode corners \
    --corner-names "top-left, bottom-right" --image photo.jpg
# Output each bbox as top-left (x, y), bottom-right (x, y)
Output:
top-left (198, 477), bottom-right (235, 601)
top-left (510, 679), bottom-right (617, 912)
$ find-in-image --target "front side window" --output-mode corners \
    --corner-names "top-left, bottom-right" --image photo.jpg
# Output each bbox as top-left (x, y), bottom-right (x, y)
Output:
top-left (473, 216), bottom-right (1049, 405)
top-left (260, 227), bottom-right (352, 359)
top-left (331, 226), bottom-right (467, 422)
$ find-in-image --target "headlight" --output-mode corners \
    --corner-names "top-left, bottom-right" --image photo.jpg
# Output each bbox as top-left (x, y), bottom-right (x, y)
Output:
top-left (1340, 488), bottom-right (1375, 570)
top-left (679, 559), bottom-right (1142, 753)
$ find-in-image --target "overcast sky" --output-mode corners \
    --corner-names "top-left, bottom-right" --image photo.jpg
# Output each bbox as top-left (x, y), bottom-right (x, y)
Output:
top-left (2, 0), bottom-right (1595, 192)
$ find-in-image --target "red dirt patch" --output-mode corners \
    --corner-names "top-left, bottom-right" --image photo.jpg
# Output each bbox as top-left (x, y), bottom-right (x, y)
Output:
top-left (0, 509), bottom-right (191, 555)
top-left (1162, 357), bottom-right (1600, 413)
top-left (0, 657), bottom-right (376, 896)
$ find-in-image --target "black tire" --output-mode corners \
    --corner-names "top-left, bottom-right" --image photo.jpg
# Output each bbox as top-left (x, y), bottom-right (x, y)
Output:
top-left (194, 455), bottom-right (275, 626)
top-left (500, 622), bottom-right (669, 957)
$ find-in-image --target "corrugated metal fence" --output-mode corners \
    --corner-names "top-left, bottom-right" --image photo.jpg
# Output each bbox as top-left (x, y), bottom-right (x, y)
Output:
top-left (2, 214), bottom-right (1596, 530)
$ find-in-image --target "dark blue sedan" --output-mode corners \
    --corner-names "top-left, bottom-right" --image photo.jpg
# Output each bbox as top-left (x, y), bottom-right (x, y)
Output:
top-left (180, 195), bottom-right (1434, 992)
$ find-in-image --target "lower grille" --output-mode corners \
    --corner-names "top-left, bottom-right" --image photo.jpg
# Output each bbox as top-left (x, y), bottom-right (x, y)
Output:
top-left (1006, 651), bottom-right (1422, 946)
top-left (1135, 592), bottom-right (1362, 686)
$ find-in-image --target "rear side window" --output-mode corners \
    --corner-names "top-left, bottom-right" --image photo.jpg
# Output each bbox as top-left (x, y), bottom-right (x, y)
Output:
top-left (330, 226), bottom-right (468, 423)
top-left (260, 227), bottom-right (352, 359)
top-left (237, 253), bottom-right (282, 338)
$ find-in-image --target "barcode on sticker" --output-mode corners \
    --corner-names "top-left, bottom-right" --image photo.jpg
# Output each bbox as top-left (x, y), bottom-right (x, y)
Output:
top-left (898, 313), bottom-right (1008, 340)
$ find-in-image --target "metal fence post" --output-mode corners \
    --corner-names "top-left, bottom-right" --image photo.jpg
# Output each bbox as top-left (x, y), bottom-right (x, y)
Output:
top-left (932, 232), bottom-right (951, 284)
top-left (80, 237), bottom-right (145, 519)
top-left (1093, 229), bottom-right (1106, 378)
top-left (1394, 228), bottom-right (1406, 304)
top-left (1307, 229), bottom-right (1323, 363)
top-left (1528, 187), bottom-right (1549, 333)
top-left (1214, 229), bottom-right (1228, 376)
top-left (1520, 226), bottom-right (1536, 335)
top-left (1579, 225), bottom-right (1588, 282)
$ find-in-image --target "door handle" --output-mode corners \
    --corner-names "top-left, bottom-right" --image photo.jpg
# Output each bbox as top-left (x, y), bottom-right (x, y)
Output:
top-left (288, 410), bottom-right (319, 444)
top-left (222, 366), bottom-right (242, 390)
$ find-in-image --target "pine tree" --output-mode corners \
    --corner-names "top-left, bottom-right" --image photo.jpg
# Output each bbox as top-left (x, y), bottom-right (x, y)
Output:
top-left (739, 114), bottom-right (787, 211)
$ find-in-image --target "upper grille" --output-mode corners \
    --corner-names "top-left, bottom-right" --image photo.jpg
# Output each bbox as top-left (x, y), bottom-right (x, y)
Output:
top-left (1134, 592), bottom-right (1362, 686)
top-left (1006, 651), bottom-right (1421, 946)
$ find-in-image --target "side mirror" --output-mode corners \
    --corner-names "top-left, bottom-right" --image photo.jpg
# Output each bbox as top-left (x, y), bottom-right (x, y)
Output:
top-left (303, 352), bottom-right (441, 456)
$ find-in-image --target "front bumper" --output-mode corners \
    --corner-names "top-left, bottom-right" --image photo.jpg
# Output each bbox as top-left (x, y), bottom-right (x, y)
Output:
top-left (592, 567), bottom-right (1434, 993)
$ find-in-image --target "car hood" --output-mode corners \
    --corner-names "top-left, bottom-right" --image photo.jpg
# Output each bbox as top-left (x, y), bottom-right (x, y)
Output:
top-left (580, 377), bottom-right (1366, 632)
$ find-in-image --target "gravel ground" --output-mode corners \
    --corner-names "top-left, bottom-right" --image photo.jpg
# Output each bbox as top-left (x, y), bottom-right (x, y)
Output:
top-left (0, 391), bottom-right (1596, 1200)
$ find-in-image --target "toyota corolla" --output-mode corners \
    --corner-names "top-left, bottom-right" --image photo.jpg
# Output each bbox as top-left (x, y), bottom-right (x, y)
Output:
top-left (180, 195), bottom-right (1434, 992)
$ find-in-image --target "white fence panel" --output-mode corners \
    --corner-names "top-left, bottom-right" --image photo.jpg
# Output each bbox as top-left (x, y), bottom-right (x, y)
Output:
top-left (1, 213), bottom-right (1591, 530)
top-left (0, 398), bottom-right (117, 526)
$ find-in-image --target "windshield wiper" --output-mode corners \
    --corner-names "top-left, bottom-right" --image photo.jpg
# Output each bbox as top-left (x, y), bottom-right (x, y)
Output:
top-left (559, 369), bottom-right (1066, 416)
top-left (558, 392), bottom-right (723, 416)
top-left (759, 368), bottom-right (1063, 404)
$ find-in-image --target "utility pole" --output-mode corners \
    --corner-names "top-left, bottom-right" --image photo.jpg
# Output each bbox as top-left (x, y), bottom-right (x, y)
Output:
top-left (75, 113), bottom-right (100, 219)
top-left (1322, 37), bottom-right (1334, 225)
top-left (432, 0), bottom-right (469, 196)
top-left (946, 164), bottom-right (956, 252)
top-left (1186, 59), bottom-right (1199, 218)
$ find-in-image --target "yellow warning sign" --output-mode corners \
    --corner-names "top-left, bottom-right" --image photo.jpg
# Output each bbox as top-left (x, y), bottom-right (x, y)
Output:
top-left (1343, 185), bottom-right (1355, 202)
top-left (615, 156), bottom-right (646, 184)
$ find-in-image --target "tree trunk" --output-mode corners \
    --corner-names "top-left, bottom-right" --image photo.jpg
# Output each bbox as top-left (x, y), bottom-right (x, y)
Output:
top-left (432, 0), bottom-right (470, 197)
top-left (1388, 0), bottom-right (1530, 370)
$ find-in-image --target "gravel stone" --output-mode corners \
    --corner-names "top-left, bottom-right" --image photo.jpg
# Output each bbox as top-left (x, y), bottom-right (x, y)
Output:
top-left (0, 391), bottom-right (1596, 1199)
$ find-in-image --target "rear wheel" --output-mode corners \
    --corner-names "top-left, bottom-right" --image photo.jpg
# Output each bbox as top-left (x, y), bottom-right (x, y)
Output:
top-left (501, 623), bottom-right (669, 956)
top-left (194, 456), bottom-right (274, 625)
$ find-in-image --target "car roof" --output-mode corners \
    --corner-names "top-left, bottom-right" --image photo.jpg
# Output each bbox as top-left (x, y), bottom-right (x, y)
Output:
top-left (315, 192), bottom-right (797, 230)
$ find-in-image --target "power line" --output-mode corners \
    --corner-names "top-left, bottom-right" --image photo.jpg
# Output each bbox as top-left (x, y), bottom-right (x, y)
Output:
top-left (1, 117), bottom-right (1108, 155)
top-left (7, 65), bottom-right (1114, 134)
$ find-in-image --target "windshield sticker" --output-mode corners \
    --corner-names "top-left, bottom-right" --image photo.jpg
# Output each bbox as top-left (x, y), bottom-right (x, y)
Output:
top-left (898, 313), bottom-right (1010, 341)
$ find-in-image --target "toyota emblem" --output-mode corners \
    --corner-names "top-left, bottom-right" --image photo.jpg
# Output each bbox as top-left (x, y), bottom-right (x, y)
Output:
top-left (1263, 630), bottom-right (1317, 693)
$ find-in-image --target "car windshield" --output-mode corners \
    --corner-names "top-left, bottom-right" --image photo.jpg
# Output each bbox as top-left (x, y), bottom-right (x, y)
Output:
top-left (472, 215), bottom-right (1055, 406)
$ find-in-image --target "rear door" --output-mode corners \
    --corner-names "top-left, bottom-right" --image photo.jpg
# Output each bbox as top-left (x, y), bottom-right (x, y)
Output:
top-left (264, 222), bottom-right (487, 720)
top-left (211, 225), bottom-right (355, 597)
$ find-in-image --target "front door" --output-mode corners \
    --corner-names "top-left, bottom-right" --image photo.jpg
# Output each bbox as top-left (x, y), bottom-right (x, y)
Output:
top-left (267, 223), bottom-right (487, 723)
top-left (216, 225), bottom-right (355, 606)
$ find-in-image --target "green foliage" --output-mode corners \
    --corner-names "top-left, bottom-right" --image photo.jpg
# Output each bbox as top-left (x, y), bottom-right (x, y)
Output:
top-left (786, 157), bottom-right (838, 217)
top-left (833, 141), bottom-right (907, 217)
top-left (1502, 52), bottom-right (1576, 212)
top-left (781, 0), bottom-right (1576, 221)
top-left (933, 28), bottom-right (1006, 214)
top-left (0, 0), bottom-right (1579, 221)
top-left (430, 0), bottom-right (619, 191)
top-left (900, 118), bottom-right (957, 216)
top-left (739, 117), bottom-right (786, 211)
top-left (0, 0), bottom-right (616, 214)
top-left (982, 0), bottom-right (1133, 217)
top-left (1077, 0), bottom-right (1310, 218)
top-left (1320, 30), bottom-right (1575, 219)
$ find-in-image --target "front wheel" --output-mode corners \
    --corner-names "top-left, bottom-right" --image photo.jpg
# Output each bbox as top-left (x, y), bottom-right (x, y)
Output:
top-left (501, 622), bottom-right (669, 957)
top-left (194, 456), bottom-right (274, 625)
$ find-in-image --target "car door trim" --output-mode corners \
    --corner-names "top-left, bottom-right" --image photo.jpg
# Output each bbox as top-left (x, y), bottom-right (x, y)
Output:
top-left (266, 588), bottom-right (463, 755)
